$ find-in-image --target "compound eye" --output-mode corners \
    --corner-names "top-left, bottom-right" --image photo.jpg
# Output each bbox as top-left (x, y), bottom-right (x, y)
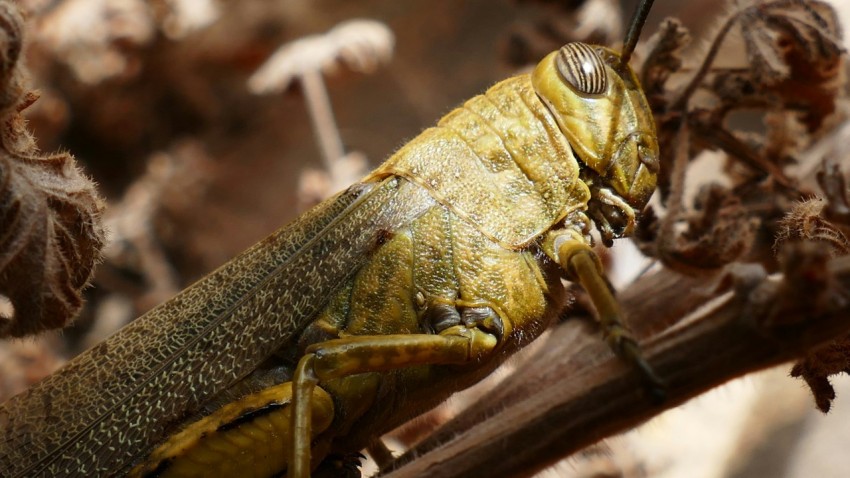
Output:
top-left (555, 42), bottom-right (608, 95)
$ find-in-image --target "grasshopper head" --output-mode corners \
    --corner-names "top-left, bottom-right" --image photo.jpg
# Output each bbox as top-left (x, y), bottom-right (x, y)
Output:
top-left (532, 42), bottom-right (658, 240)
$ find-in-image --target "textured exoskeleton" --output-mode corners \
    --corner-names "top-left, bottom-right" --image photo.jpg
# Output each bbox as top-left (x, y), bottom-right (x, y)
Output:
top-left (0, 36), bottom-right (659, 478)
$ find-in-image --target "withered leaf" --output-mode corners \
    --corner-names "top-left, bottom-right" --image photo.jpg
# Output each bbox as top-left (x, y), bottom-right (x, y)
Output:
top-left (662, 184), bottom-right (760, 272)
top-left (0, 1), bottom-right (105, 337)
top-left (783, 164), bottom-right (850, 413)
top-left (639, 17), bottom-right (690, 108)
top-left (0, 150), bottom-right (105, 338)
top-left (791, 336), bottom-right (850, 413)
top-left (739, 0), bottom-right (844, 131)
top-left (776, 197), bottom-right (850, 256)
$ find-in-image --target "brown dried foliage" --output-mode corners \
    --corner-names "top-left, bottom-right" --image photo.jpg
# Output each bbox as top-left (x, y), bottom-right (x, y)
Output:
top-left (0, 1), bottom-right (104, 337)
top-left (783, 160), bottom-right (850, 412)
top-left (634, 1), bottom-right (844, 272)
top-left (635, 0), bottom-right (850, 415)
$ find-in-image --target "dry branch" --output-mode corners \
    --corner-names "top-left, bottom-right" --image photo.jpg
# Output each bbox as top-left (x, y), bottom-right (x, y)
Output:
top-left (386, 248), bottom-right (850, 477)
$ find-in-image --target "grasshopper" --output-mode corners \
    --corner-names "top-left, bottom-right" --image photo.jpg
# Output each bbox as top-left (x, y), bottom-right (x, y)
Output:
top-left (0, 1), bottom-right (660, 476)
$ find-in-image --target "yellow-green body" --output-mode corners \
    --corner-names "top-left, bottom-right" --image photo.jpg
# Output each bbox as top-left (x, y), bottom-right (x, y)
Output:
top-left (131, 75), bottom-right (581, 477)
top-left (311, 74), bottom-right (588, 454)
top-left (374, 75), bottom-right (590, 247)
top-left (0, 44), bottom-right (659, 477)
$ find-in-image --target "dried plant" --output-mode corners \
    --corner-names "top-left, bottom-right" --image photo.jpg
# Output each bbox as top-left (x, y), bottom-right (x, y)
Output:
top-left (777, 158), bottom-right (850, 413)
top-left (24, 0), bottom-right (220, 84)
top-left (0, 0), bottom-right (105, 338)
top-left (249, 19), bottom-right (393, 207)
top-left (635, 0), bottom-right (850, 417)
top-left (776, 197), bottom-right (850, 256)
top-left (100, 141), bottom-right (214, 313)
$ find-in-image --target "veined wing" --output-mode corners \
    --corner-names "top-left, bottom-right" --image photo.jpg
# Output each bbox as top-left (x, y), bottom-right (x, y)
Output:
top-left (0, 176), bottom-right (434, 477)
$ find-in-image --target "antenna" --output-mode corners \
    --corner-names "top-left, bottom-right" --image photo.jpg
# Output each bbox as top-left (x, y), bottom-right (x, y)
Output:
top-left (619, 0), bottom-right (655, 68)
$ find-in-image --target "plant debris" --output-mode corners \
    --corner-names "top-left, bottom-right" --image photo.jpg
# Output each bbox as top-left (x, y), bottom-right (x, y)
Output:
top-left (0, 0), bottom-right (104, 338)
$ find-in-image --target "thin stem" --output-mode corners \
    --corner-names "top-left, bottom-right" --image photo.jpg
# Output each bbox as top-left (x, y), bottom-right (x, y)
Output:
top-left (670, 11), bottom-right (740, 111)
top-left (657, 120), bottom-right (689, 262)
top-left (300, 69), bottom-right (345, 173)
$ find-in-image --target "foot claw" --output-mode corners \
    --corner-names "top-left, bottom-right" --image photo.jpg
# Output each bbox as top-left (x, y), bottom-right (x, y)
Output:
top-left (617, 337), bottom-right (666, 404)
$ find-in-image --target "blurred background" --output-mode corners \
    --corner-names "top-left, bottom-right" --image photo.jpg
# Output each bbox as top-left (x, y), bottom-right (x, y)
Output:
top-left (2, 1), bottom-right (850, 477)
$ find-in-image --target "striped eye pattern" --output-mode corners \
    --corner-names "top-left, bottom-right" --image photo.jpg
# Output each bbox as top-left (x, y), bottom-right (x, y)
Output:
top-left (555, 42), bottom-right (608, 95)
